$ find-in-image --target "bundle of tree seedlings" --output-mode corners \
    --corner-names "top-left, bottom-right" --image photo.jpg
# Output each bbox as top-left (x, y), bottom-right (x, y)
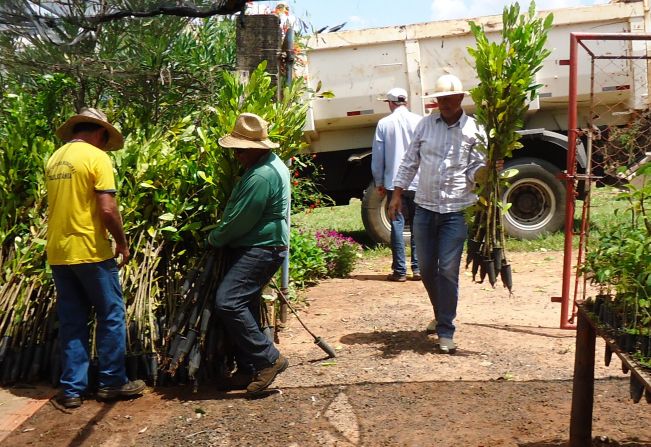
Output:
top-left (466, 1), bottom-right (553, 292)
top-left (0, 63), bottom-right (309, 390)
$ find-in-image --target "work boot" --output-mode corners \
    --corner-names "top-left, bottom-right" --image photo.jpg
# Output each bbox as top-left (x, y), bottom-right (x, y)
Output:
top-left (246, 354), bottom-right (289, 397)
top-left (426, 319), bottom-right (438, 335)
top-left (55, 393), bottom-right (82, 409)
top-left (387, 272), bottom-right (407, 282)
top-left (411, 272), bottom-right (422, 281)
top-left (97, 379), bottom-right (146, 400)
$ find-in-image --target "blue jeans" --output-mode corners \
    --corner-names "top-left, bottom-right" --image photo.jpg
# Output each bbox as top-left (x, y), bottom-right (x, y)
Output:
top-left (387, 190), bottom-right (419, 276)
top-left (51, 258), bottom-right (128, 398)
top-left (412, 207), bottom-right (468, 339)
top-left (215, 246), bottom-right (287, 372)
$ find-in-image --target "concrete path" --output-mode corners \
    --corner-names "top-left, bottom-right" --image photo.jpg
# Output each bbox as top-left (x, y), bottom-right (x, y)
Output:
top-left (0, 385), bottom-right (54, 442)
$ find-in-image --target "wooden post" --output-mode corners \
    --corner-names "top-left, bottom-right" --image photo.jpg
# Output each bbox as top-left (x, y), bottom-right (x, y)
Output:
top-left (236, 14), bottom-right (282, 95)
top-left (236, 13), bottom-right (288, 324)
top-left (569, 309), bottom-right (596, 446)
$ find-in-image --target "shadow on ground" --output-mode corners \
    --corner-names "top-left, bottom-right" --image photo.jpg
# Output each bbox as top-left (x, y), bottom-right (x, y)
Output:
top-left (519, 440), bottom-right (651, 447)
top-left (339, 329), bottom-right (480, 358)
top-left (465, 322), bottom-right (576, 339)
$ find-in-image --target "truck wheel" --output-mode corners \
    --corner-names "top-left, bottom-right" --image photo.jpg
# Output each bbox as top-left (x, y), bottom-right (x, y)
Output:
top-left (361, 182), bottom-right (392, 245)
top-left (501, 158), bottom-right (566, 239)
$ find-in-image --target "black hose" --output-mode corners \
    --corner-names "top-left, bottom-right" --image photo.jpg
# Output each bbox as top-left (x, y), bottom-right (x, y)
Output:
top-left (270, 280), bottom-right (336, 359)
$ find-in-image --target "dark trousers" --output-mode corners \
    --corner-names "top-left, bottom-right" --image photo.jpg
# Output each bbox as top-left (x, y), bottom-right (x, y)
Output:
top-left (215, 246), bottom-right (287, 372)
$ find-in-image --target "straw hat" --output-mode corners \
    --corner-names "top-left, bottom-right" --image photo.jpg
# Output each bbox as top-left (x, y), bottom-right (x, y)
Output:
top-left (219, 113), bottom-right (279, 150)
top-left (426, 74), bottom-right (468, 99)
top-left (56, 108), bottom-right (124, 151)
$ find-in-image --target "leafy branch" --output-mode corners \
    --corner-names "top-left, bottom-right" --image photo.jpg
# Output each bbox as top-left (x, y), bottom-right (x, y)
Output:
top-left (466, 1), bottom-right (553, 291)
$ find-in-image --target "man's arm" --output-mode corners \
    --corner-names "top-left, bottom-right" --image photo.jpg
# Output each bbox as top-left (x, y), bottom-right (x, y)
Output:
top-left (371, 123), bottom-right (386, 196)
top-left (96, 192), bottom-right (130, 267)
top-left (208, 175), bottom-right (269, 247)
top-left (387, 186), bottom-right (404, 221)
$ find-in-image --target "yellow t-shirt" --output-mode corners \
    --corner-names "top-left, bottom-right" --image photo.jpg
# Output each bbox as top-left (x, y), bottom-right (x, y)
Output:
top-left (46, 141), bottom-right (117, 265)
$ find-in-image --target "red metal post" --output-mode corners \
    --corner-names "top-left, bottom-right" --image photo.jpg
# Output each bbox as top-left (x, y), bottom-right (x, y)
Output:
top-left (555, 32), bottom-right (651, 329)
top-left (558, 32), bottom-right (579, 330)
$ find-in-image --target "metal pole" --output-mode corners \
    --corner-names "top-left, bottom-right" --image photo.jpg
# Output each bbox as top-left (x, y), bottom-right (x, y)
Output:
top-left (279, 25), bottom-right (295, 324)
top-left (559, 32), bottom-right (579, 330)
top-left (569, 309), bottom-right (596, 446)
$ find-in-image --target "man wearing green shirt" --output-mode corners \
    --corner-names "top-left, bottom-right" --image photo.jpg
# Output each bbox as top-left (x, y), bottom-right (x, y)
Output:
top-left (208, 113), bottom-right (290, 397)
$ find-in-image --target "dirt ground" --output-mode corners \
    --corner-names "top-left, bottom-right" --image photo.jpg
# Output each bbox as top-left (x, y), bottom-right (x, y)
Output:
top-left (4, 250), bottom-right (651, 447)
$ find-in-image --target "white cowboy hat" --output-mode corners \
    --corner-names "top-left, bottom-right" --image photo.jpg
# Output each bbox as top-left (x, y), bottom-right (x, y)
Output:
top-left (56, 107), bottom-right (124, 151)
top-left (425, 74), bottom-right (468, 99)
top-left (219, 113), bottom-right (279, 150)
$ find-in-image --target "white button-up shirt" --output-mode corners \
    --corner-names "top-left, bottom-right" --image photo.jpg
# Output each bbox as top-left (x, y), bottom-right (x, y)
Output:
top-left (394, 111), bottom-right (486, 213)
top-left (371, 105), bottom-right (422, 191)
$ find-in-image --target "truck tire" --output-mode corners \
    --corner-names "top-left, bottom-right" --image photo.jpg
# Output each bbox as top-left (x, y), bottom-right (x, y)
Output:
top-left (361, 182), bottom-right (392, 245)
top-left (501, 157), bottom-right (566, 239)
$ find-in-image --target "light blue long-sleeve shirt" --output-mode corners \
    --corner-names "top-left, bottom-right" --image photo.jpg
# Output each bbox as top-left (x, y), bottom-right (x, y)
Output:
top-left (371, 105), bottom-right (422, 191)
top-left (394, 111), bottom-right (486, 213)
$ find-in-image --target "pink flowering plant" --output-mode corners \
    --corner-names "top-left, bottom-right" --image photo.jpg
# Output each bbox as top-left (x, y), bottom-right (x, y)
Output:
top-left (314, 230), bottom-right (362, 278)
top-left (288, 228), bottom-right (361, 286)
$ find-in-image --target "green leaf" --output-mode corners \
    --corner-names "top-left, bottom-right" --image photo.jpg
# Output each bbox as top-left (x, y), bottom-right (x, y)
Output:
top-left (158, 212), bottom-right (175, 221)
top-left (500, 168), bottom-right (519, 179)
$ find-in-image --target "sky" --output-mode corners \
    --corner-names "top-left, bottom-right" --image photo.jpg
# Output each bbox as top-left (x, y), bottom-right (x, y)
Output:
top-left (252, 0), bottom-right (611, 31)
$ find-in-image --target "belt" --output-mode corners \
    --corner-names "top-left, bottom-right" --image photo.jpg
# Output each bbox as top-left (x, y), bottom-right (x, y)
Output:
top-left (257, 246), bottom-right (288, 251)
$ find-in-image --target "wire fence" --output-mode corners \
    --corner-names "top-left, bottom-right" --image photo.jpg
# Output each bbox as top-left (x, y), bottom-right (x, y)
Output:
top-left (562, 33), bottom-right (651, 328)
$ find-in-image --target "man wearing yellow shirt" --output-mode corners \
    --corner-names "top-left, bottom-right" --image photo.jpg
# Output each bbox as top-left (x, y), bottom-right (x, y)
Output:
top-left (46, 108), bottom-right (144, 408)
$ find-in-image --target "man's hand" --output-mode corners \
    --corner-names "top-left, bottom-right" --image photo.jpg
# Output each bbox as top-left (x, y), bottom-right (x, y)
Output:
top-left (97, 192), bottom-right (130, 268)
top-left (114, 242), bottom-right (130, 268)
top-left (376, 185), bottom-right (386, 197)
top-left (387, 188), bottom-right (403, 221)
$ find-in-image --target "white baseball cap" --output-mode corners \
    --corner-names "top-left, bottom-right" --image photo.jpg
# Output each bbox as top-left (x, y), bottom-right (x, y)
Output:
top-left (379, 87), bottom-right (408, 102)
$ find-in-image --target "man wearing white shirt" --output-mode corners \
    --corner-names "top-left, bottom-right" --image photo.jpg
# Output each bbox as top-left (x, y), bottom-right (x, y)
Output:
top-left (371, 87), bottom-right (422, 282)
top-left (388, 75), bottom-right (487, 354)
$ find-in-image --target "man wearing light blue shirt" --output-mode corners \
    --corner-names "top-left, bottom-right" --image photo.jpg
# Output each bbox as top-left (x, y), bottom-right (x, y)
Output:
top-left (372, 87), bottom-right (422, 282)
top-left (389, 75), bottom-right (488, 354)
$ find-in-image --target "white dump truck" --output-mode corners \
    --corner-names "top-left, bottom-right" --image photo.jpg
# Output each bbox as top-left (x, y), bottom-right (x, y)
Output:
top-left (302, 0), bottom-right (650, 243)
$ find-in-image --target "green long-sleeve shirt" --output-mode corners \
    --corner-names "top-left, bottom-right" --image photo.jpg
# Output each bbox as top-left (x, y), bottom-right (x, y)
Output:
top-left (208, 152), bottom-right (290, 248)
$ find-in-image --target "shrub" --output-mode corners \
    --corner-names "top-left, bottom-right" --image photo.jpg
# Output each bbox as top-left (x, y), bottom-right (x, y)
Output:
top-left (288, 228), bottom-right (362, 287)
top-left (315, 230), bottom-right (362, 278)
top-left (288, 228), bottom-right (327, 287)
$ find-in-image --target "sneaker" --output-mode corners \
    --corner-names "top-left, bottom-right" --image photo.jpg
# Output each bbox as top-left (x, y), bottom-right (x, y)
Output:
top-left (246, 354), bottom-right (289, 397)
top-left (97, 379), bottom-right (146, 400)
top-left (411, 272), bottom-right (422, 281)
top-left (387, 272), bottom-right (407, 282)
top-left (426, 319), bottom-right (437, 335)
top-left (55, 394), bottom-right (82, 409)
top-left (217, 370), bottom-right (254, 391)
top-left (438, 337), bottom-right (456, 354)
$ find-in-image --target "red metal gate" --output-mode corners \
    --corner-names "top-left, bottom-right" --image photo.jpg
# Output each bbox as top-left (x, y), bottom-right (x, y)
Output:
top-left (555, 32), bottom-right (651, 329)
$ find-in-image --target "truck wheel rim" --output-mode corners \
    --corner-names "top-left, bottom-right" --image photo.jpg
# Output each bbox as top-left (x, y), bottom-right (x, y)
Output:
top-left (503, 178), bottom-right (556, 232)
top-left (381, 196), bottom-right (411, 238)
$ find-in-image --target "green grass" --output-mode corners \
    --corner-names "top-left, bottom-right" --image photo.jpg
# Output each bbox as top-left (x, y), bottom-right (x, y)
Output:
top-left (291, 186), bottom-right (628, 254)
top-left (292, 199), bottom-right (391, 257)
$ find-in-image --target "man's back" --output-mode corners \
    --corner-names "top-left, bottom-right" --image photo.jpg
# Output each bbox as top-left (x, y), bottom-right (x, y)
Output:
top-left (46, 141), bottom-right (115, 265)
top-left (372, 106), bottom-right (421, 191)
